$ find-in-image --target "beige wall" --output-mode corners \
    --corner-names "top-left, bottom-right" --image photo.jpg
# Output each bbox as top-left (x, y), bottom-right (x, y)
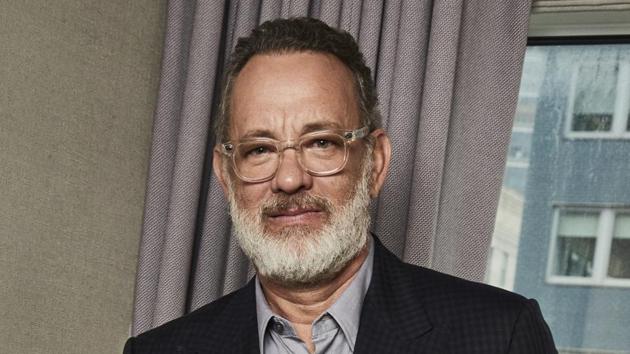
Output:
top-left (1, 2), bottom-right (165, 353)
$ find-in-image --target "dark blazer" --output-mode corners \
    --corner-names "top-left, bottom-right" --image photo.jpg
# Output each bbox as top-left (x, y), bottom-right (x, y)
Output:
top-left (124, 238), bottom-right (557, 353)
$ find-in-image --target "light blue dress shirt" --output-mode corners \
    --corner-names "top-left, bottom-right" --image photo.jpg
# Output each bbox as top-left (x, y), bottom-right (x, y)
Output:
top-left (255, 238), bottom-right (374, 354)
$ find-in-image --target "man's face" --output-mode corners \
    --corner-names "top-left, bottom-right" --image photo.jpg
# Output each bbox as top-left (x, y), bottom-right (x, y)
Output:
top-left (228, 52), bottom-right (366, 226)
top-left (214, 52), bottom-right (387, 286)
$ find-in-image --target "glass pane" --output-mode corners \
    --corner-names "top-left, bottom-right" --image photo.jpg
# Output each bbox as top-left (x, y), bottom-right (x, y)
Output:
top-left (571, 56), bottom-right (618, 132)
top-left (608, 214), bottom-right (630, 279)
top-left (558, 210), bottom-right (599, 237)
top-left (614, 213), bottom-right (630, 239)
top-left (488, 44), bottom-right (630, 353)
top-left (608, 239), bottom-right (630, 278)
top-left (555, 236), bottom-right (595, 276)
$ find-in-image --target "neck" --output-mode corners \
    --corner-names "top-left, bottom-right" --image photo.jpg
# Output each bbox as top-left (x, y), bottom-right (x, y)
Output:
top-left (258, 244), bottom-right (369, 324)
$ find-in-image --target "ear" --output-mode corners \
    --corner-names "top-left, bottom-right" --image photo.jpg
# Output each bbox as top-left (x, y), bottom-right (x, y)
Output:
top-left (213, 146), bottom-right (229, 197)
top-left (368, 129), bottom-right (391, 198)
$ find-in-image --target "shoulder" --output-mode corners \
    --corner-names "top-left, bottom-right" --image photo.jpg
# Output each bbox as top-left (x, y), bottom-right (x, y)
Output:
top-left (135, 290), bottom-right (241, 339)
top-left (402, 260), bottom-right (528, 320)
top-left (373, 243), bottom-right (556, 351)
top-left (125, 282), bottom-right (256, 354)
top-left (375, 239), bottom-right (527, 313)
top-left (402, 263), bottom-right (556, 352)
top-left (386, 246), bottom-right (531, 319)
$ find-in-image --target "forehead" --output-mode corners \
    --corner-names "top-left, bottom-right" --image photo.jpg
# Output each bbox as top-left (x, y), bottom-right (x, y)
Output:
top-left (228, 52), bottom-right (361, 140)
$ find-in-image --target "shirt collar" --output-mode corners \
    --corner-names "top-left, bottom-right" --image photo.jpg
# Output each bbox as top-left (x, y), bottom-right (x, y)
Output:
top-left (254, 237), bottom-right (374, 353)
top-left (255, 279), bottom-right (276, 352)
top-left (326, 237), bottom-right (374, 351)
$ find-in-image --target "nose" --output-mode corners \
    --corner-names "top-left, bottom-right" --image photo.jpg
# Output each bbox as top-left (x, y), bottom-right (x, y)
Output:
top-left (270, 149), bottom-right (313, 194)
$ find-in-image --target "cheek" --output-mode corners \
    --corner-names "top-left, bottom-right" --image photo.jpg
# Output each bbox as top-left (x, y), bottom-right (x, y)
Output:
top-left (313, 152), bottom-right (366, 203)
top-left (316, 174), bottom-right (358, 203)
top-left (233, 183), bottom-right (269, 210)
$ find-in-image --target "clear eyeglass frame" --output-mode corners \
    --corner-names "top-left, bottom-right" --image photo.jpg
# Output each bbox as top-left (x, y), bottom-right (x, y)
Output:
top-left (221, 126), bottom-right (370, 183)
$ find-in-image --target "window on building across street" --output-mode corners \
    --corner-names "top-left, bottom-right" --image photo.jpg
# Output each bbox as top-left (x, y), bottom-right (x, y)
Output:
top-left (548, 207), bottom-right (630, 286)
top-left (553, 209), bottom-right (597, 277)
top-left (565, 50), bottom-right (630, 138)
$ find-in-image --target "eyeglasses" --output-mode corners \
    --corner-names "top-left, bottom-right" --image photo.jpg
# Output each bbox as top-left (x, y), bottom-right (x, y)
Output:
top-left (221, 126), bottom-right (369, 183)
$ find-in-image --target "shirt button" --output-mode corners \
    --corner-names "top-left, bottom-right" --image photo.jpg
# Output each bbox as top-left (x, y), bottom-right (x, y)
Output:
top-left (274, 322), bottom-right (284, 333)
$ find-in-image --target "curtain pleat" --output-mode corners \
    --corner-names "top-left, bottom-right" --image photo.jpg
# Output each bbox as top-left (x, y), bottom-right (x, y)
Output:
top-left (430, 0), bottom-right (530, 279)
top-left (131, 0), bottom-right (531, 335)
top-left (132, 1), bottom-right (193, 335)
top-left (373, 1), bottom-right (432, 258)
top-left (401, 0), bottom-right (459, 268)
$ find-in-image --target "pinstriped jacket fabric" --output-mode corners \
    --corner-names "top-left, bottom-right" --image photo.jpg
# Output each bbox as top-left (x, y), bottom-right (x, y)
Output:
top-left (124, 238), bottom-right (557, 354)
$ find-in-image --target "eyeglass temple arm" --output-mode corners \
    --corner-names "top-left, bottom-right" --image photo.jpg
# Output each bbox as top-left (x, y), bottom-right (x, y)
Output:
top-left (346, 126), bottom-right (369, 140)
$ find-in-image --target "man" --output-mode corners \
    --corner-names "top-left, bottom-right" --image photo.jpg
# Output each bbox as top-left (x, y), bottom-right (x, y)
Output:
top-left (124, 17), bottom-right (556, 354)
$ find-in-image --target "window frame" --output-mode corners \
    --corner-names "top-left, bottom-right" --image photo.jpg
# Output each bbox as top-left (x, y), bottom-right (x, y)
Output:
top-left (546, 205), bottom-right (630, 288)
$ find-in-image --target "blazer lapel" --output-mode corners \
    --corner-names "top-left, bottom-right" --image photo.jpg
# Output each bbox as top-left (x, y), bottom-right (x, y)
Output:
top-left (210, 280), bottom-right (260, 354)
top-left (354, 238), bottom-right (449, 354)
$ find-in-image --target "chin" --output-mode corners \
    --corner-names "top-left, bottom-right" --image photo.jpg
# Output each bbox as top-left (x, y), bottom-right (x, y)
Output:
top-left (263, 267), bottom-right (343, 289)
top-left (262, 223), bottom-right (322, 238)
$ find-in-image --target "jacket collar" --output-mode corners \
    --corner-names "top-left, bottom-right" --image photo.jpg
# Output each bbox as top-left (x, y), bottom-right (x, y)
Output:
top-left (353, 237), bottom-right (434, 353)
top-left (215, 279), bottom-right (260, 354)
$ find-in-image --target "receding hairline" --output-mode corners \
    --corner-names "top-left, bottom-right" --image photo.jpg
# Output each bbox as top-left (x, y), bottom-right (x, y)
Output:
top-left (216, 17), bottom-right (382, 144)
top-left (224, 50), bottom-right (365, 139)
top-left (233, 50), bottom-right (359, 93)
top-left (232, 47), bottom-right (354, 72)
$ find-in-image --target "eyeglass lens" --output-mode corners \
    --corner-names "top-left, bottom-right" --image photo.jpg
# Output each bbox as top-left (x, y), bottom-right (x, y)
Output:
top-left (234, 132), bottom-right (347, 180)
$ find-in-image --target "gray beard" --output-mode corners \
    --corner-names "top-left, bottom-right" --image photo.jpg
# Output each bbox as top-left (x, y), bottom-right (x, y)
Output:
top-left (226, 153), bottom-right (373, 288)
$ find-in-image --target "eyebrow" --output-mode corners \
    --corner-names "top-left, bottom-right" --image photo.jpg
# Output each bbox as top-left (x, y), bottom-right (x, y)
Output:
top-left (238, 121), bottom-right (346, 140)
top-left (300, 121), bottom-right (344, 134)
top-left (239, 129), bottom-right (276, 140)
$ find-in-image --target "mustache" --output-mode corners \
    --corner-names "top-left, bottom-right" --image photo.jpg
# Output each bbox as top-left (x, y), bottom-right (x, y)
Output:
top-left (260, 193), bottom-right (334, 216)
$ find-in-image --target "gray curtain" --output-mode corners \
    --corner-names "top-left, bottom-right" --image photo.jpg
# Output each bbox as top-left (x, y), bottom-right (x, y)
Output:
top-left (131, 0), bottom-right (531, 335)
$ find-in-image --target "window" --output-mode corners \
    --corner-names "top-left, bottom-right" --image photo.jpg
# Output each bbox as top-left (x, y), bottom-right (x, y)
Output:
top-left (548, 207), bottom-right (630, 287)
top-left (553, 209), bottom-right (597, 277)
top-left (487, 36), bottom-right (630, 352)
top-left (565, 48), bottom-right (630, 138)
top-left (486, 248), bottom-right (510, 288)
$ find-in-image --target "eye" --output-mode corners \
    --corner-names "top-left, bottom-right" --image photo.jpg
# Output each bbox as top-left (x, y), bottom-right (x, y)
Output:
top-left (246, 145), bottom-right (272, 156)
top-left (238, 142), bottom-right (276, 159)
top-left (312, 139), bottom-right (333, 149)
top-left (302, 135), bottom-right (343, 152)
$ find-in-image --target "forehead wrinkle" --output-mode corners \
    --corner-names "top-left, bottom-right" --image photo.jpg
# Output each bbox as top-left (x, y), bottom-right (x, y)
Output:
top-left (235, 109), bottom-right (351, 141)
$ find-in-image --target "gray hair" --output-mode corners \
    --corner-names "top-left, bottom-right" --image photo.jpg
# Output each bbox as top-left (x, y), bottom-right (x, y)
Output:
top-left (215, 17), bottom-right (381, 143)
